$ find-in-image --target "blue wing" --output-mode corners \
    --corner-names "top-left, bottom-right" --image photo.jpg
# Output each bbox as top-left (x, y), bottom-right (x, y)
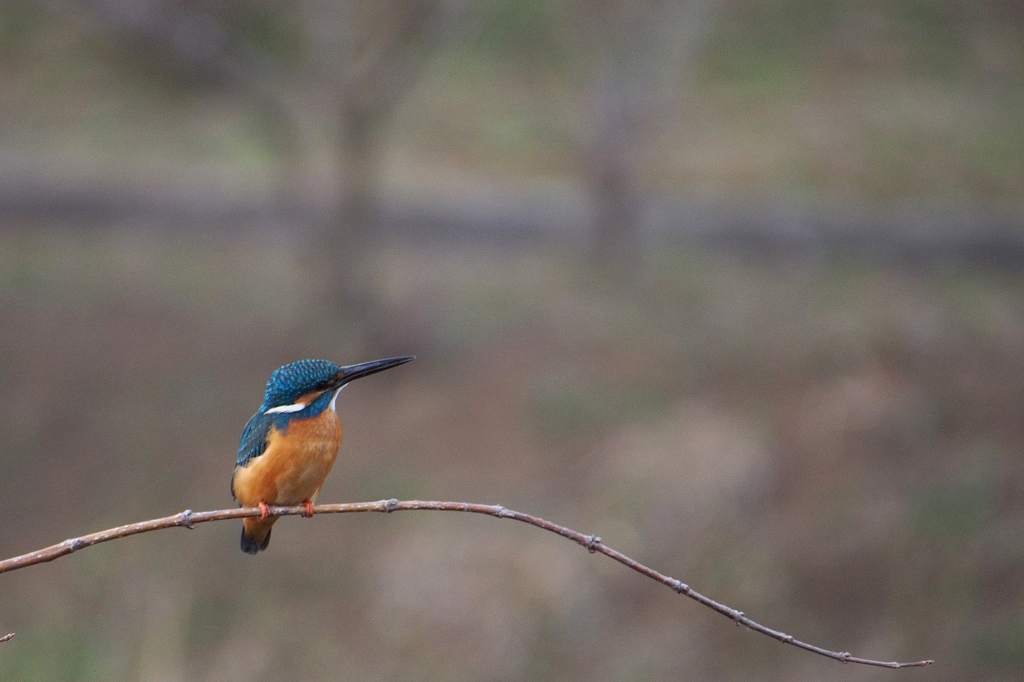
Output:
top-left (236, 410), bottom-right (273, 468)
top-left (232, 410), bottom-right (274, 501)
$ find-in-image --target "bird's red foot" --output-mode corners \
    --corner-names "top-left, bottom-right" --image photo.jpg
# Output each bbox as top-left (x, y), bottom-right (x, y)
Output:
top-left (302, 499), bottom-right (315, 518)
top-left (258, 502), bottom-right (271, 521)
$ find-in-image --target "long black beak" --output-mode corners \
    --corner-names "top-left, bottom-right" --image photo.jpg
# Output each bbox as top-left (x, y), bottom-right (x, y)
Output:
top-left (334, 355), bottom-right (414, 387)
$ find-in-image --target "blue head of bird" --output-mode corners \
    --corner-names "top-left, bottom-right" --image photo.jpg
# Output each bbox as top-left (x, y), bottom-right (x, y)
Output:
top-left (261, 356), bottom-right (415, 417)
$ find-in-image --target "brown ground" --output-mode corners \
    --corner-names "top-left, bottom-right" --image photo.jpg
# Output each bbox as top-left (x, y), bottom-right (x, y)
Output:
top-left (1, 230), bottom-right (1021, 680)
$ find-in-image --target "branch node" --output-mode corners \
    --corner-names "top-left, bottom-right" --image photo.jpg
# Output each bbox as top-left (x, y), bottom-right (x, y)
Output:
top-left (671, 579), bottom-right (691, 594)
top-left (178, 509), bottom-right (194, 529)
top-left (64, 538), bottom-right (86, 552)
top-left (733, 610), bottom-right (745, 625)
top-left (585, 535), bottom-right (602, 553)
top-left (781, 633), bottom-right (794, 643)
top-left (493, 505), bottom-right (513, 518)
top-left (839, 651), bottom-right (852, 663)
top-left (383, 498), bottom-right (399, 513)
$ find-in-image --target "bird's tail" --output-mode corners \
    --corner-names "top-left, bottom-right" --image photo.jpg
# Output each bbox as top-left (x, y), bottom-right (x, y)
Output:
top-left (240, 517), bottom-right (276, 554)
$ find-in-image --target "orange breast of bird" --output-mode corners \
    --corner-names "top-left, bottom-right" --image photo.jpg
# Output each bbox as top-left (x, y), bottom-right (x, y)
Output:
top-left (233, 407), bottom-right (343, 507)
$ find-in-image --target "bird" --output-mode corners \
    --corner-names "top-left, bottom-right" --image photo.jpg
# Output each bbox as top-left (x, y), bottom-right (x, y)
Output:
top-left (231, 356), bottom-right (414, 554)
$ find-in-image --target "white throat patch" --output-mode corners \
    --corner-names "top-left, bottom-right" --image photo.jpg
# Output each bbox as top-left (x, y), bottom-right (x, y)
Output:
top-left (330, 385), bottom-right (347, 412)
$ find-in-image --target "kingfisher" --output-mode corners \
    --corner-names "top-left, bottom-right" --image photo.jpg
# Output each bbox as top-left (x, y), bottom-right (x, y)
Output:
top-left (231, 356), bottom-right (414, 554)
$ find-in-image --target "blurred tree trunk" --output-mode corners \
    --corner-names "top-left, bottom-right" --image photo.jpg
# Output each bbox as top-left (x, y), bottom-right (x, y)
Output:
top-left (310, 0), bottom-right (470, 349)
top-left (336, 101), bottom-right (381, 254)
top-left (63, 0), bottom-right (470, 345)
top-left (319, 98), bottom-right (383, 337)
top-left (585, 62), bottom-right (643, 274)
top-left (577, 0), bottom-right (716, 277)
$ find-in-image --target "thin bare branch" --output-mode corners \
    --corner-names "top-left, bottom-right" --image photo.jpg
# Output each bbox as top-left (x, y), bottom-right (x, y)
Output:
top-left (0, 499), bottom-right (932, 668)
top-left (0, 633), bottom-right (14, 644)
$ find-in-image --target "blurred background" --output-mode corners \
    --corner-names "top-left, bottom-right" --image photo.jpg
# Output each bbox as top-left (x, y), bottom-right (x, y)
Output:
top-left (1, 1), bottom-right (1022, 679)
